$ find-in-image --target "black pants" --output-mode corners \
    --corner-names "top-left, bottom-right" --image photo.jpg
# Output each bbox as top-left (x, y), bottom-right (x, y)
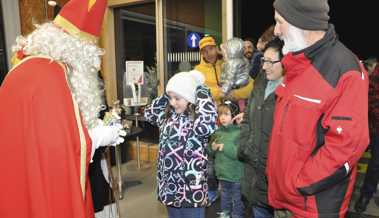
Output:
top-left (89, 148), bottom-right (114, 212)
top-left (361, 134), bottom-right (379, 198)
top-left (208, 157), bottom-right (218, 191)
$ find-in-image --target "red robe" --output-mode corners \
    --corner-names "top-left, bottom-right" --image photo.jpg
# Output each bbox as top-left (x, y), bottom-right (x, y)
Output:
top-left (0, 57), bottom-right (94, 218)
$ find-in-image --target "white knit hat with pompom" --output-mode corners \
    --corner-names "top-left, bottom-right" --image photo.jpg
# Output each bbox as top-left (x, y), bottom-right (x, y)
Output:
top-left (165, 70), bottom-right (204, 104)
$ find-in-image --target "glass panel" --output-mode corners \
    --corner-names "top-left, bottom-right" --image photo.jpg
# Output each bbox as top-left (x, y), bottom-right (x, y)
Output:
top-left (114, 3), bottom-right (159, 143)
top-left (233, 0), bottom-right (242, 38)
top-left (0, 52), bottom-right (6, 84)
top-left (114, 3), bottom-right (158, 104)
top-left (162, 0), bottom-right (222, 82)
top-left (0, 1), bottom-right (8, 83)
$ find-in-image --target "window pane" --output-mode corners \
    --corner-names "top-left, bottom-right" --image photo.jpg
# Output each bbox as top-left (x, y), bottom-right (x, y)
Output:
top-left (114, 3), bottom-right (158, 104)
top-left (0, 1), bottom-right (8, 83)
top-left (114, 3), bottom-right (159, 143)
top-left (162, 0), bottom-right (222, 82)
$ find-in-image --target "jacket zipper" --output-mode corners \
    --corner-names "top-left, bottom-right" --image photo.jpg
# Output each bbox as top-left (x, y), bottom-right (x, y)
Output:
top-left (213, 65), bottom-right (220, 86)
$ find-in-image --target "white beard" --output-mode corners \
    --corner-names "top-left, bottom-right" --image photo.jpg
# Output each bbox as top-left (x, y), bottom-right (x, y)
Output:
top-left (281, 24), bottom-right (308, 54)
top-left (13, 23), bottom-right (105, 128)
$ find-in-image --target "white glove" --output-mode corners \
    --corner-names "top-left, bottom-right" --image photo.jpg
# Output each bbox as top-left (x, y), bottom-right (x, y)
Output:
top-left (89, 122), bottom-right (127, 162)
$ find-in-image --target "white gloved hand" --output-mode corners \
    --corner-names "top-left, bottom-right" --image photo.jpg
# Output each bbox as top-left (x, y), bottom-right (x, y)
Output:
top-left (89, 122), bottom-right (127, 162)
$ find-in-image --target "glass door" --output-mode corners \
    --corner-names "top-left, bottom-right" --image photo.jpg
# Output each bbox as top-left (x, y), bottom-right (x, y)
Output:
top-left (0, 1), bottom-right (8, 84)
top-left (114, 3), bottom-right (157, 103)
top-left (162, 0), bottom-right (222, 82)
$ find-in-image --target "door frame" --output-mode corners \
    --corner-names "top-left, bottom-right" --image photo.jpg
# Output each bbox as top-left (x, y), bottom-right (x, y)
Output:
top-left (101, 0), bottom-right (155, 105)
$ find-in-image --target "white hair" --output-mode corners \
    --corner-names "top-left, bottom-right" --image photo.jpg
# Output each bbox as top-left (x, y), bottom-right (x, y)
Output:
top-left (281, 23), bottom-right (308, 54)
top-left (13, 22), bottom-right (106, 128)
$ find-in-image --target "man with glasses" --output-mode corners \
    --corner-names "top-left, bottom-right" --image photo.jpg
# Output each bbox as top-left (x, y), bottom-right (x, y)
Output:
top-left (266, 0), bottom-right (369, 217)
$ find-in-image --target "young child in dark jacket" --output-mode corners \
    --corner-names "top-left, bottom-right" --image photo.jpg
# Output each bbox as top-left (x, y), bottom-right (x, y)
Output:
top-left (208, 101), bottom-right (244, 218)
top-left (144, 70), bottom-right (217, 218)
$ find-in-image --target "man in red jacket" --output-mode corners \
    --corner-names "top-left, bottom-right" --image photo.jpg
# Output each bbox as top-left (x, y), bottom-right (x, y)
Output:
top-left (0, 1), bottom-right (125, 217)
top-left (266, 0), bottom-right (369, 217)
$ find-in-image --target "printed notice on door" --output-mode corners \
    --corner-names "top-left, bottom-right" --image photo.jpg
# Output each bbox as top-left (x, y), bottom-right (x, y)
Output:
top-left (125, 61), bottom-right (144, 85)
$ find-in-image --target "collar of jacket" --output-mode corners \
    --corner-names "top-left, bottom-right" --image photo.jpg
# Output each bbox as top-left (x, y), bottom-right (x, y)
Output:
top-left (218, 124), bottom-right (239, 131)
top-left (171, 111), bottom-right (188, 118)
top-left (281, 24), bottom-right (337, 81)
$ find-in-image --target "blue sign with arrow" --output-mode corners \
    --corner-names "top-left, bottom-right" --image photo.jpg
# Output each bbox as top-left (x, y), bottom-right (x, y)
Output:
top-left (187, 32), bottom-right (201, 49)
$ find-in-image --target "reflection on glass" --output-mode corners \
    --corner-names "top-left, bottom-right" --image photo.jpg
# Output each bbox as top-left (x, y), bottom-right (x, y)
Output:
top-left (163, 0), bottom-right (222, 81)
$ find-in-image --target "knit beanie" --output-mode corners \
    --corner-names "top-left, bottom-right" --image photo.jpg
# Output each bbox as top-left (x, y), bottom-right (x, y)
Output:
top-left (199, 36), bottom-right (216, 50)
top-left (166, 70), bottom-right (205, 104)
top-left (273, 0), bottom-right (329, 30)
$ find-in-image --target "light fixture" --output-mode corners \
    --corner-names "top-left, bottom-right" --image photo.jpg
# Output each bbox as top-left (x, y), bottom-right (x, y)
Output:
top-left (48, 1), bottom-right (57, 7)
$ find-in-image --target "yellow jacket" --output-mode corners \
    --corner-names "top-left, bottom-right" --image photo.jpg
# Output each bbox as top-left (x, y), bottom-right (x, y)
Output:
top-left (195, 58), bottom-right (254, 104)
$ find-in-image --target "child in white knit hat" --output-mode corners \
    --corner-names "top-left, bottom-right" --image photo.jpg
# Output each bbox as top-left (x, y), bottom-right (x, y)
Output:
top-left (144, 70), bottom-right (217, 218)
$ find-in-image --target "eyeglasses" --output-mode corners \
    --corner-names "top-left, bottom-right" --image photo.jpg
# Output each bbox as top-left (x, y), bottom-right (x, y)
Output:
top-left (261, 57), bottom-right (281, 68)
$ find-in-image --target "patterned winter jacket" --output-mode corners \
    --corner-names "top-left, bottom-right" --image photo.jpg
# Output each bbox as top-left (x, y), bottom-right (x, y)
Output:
top-left (144, 85), bottom-right (217, 208)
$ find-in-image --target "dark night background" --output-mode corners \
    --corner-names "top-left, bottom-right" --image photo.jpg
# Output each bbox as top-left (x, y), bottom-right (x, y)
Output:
top-left (240, 0), bottom-right (379, 60)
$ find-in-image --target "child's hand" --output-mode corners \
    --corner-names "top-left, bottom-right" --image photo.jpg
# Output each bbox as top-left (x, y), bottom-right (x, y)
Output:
top-left (225, 90), bottom-right (238, 101)
top-left (211, 142), bottom-right (218, 151)
top-left (212, 142), bottom-right (224, 151)
top-left (232, 112), bottom-right (244, 124)
top-left (217, 143), bottom-right (224, 151)
top-left (218, 87), bottom-right (225, 98)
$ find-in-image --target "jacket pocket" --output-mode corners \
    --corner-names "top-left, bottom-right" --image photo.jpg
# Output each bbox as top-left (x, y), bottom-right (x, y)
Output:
top-left (283, 94), bottom-right (322, 149)
top-left (313, 173), bottom-right (350, 215)
top-left (297, 165), bottom-right (349, 196)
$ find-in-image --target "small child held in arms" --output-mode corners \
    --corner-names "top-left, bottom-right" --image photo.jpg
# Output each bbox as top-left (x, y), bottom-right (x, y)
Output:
top-left (144, 70), bottom-right (217, 218)
top-left (209, 101), bottom-right (244, 218)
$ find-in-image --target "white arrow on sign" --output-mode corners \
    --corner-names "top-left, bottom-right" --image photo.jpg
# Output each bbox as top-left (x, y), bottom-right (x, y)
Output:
top-left (191, 34), bottom-right (197, 47)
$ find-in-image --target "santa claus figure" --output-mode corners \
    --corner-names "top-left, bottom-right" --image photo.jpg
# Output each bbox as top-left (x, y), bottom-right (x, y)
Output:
top-left (0, 0), bottom-right (125, 217)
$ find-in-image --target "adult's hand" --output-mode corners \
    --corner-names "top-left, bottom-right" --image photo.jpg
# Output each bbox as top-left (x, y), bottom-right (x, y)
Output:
top-left (89, 122), bottom-right (127, 161)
